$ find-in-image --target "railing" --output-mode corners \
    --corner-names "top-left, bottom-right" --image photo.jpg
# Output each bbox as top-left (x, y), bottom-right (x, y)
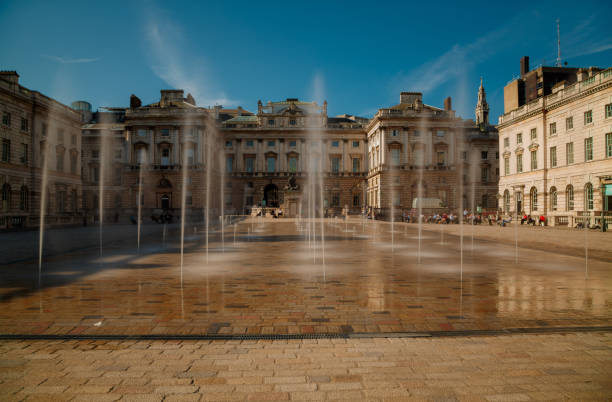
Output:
top-left (555, 216), bottom-right (569, 226)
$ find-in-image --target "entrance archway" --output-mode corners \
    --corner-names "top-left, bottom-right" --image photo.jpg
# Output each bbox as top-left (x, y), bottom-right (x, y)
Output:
top-left (263, 184), bottom-right (279, 207)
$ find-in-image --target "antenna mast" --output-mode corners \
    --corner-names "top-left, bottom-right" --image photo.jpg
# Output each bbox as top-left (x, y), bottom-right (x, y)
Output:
top-left (556, 18), bottom-right (562, 67)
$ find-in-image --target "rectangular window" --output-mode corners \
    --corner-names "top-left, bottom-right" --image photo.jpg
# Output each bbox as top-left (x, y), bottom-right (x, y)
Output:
top-left (436, 130), bottom-right (445, 137)
top-left (226, 156), bottom-right (233, 172)
top-left (436, 151), bottom-right (445, 165)
top-left (352, 141), bottom-right (359, 148)
top-left (530, 150), bottom-right (537, 170)
top-left (549, 122), bottom-right (556, 135)
top-left (137, 128), bottom-right (147, 137)
top-left (71, 134), bottom-right (77, 145)
top-left (353, 194), bottom-right (360, 207)
top-left (391, 130), bottom-right (398, 137)
top-left (2, 112), bottom-right (10, 127)
top-left (566, 142), bottom-right (574, 164)
top-left (2, 139), bottom-right (10, 162)
top-left (530, 128), bottom-right (537, 140)
top-left (289, 119), bottom-right (296, 126)
top-left (495, 151), bottom-right (499, 159)
top-left (391, 148), bottom-right (400, 165)
top-left (114, 149), bottom-right (122, 160)
top-left (481, 167), bottom-right (488, 183)
top-left (21, 143), bottom-right (28, 164)
top-left (41, 123), bottom-right (47, 137)
top-left (160, 128), bottom-right (170, 137)
top-left (332, 140), bottom-right (339, 147)
top-left (461, 151), bottom-right (467, 161)
top-left (584, 110), bottom-right (592, 125)
top-left (245, 157), bottom-right (254, 173)
top-left (225, 140), bottom-right (232, 147)
top-left (331, 192), bottom-right (340, 207)
top-left (70, 154), bottom-right (77, 174)
top-left (517, 133), bottom-right (522, 144)
top-left (289, 140), bottom-right (297, 147)
top-left (504, 158), bottom-right (509, 175)
top-left (161, 148), bottom-right (170, 165)
top-left (550, 146), bottom-right (557, 167)
top-left (516, 154), bottom-right (523, 173)
top-left (481, 151), bottom-right (488, 160)
top-left (56, 152), bottom-right (64, 171)
top-left (288, 157), bottom-right (297, 173)
top-left (20, 117), bottom-right (28, 132)
top-left (186, 192), bottom-right (192, 206)
top-left (504, 137), bottom-right (509, 148)
top-left (267, 140), bottom-right (275, 147)
top-left (413, 130), bottom-right (420, 137)
top-left (246, 140), bottom-right (254, 147)
top-left (352, 158), bottom-right (360, 172)
top-left (606, 133), bottom-right (612, 158)
top-left (331, 157), bottom-right (340, 173)
top-left (606, 104), bottom-right (612, 118)
top-left (566, 116), bottom-right (573, 130)
top-left (268, 119), bottom-right (275, 126)
top-left (584, 137), bottom-right (593, 161)
top-left (266, 157), bottom-right (275, 172)
top-left (57, 129), bottom-right (64, 144)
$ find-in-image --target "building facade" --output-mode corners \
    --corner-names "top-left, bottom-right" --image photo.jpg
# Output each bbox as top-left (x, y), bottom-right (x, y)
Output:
top-left (0, 71), bottom-right (82, 230)
top-left (1, 69), bottom-right (499, 228)
top-left (366, 87), bottom-right (498, 217)
top-left (498, 58), bottom-right (612, 226)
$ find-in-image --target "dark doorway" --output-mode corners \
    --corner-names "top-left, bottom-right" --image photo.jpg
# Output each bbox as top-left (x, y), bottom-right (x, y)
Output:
top-left (264, 184), bottom-right (279, 207)
top-left (161, 194), bottom-right (171, 210)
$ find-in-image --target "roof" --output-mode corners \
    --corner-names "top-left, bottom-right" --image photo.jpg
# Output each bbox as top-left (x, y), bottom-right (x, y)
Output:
top-left (82, 123), bottom-right (125, 131)
top-left (224, 115), bottom-right (258, 123)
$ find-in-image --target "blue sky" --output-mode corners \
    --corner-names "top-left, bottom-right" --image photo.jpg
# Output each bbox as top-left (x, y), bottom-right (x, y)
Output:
top-left (1, 0), bottom-right (611, 122)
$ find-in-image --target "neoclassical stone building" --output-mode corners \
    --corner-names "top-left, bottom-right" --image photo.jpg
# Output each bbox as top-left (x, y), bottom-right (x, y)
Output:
top-left (1, 69), bottom-right (499, 227)
top-left (498, 58), bottom-right (612, 226)
top-left (366, 85), bottom-right (498, 216)
top-left (0, 71), bottom-right (82, 229)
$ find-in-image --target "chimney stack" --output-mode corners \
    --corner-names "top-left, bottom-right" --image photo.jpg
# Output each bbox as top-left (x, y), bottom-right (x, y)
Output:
top-left (444, 97), bottom-right (452, 111)
top-left (520, 56), bottom-right (530, 77)
top-left (400, 92), bottom-right (422, 105)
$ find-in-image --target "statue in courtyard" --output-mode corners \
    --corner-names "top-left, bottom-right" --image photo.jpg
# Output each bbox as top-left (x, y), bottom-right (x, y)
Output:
top-left (285, 176), bottom-right (299, 191)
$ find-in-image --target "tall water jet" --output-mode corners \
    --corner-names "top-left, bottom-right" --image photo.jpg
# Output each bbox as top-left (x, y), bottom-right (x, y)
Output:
top-left (204, 122), bottom-right (213, 264)
top-left (220, 151), bottom-right (225, 253)
top-left (179, 128), bottom-right (189, 276)
top-left (416, 117), bottom-right (427, 264)
top-left (137, 162), bottom-right (144, 251)
top-left (37, 136), bottom-right (49, 280)
top-left (98, 128), bottom-right (110, 256)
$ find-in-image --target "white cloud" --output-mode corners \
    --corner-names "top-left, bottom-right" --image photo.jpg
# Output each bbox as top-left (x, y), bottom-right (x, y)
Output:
top-left (143, 7), bottom-right (239, 108)
top-left (42, 55), bottom-right (99, 64)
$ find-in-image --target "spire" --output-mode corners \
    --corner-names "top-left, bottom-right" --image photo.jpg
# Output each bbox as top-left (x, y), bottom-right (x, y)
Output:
top-left (475, 76), bottom-right (489, 126)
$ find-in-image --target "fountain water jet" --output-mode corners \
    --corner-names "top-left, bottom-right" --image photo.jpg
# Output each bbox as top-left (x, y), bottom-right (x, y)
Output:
top-left (137, 163), bottom-right (144, 251)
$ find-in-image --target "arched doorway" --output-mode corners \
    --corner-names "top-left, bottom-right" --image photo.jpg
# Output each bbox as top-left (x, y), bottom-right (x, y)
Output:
top-left (160, 194), bottom-right (170, 210)
top-left (263, 184), bottom-right (279, 207)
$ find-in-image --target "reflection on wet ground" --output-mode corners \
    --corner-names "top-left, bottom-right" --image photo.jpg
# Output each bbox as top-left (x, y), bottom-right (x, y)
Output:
top-left (0, 218), bottom-right (610, 336)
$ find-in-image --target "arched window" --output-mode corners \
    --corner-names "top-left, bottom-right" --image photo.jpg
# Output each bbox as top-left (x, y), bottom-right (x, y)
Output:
top-left (1, 183), bottom-right (11, 210)
top-left (566, 185), bottom-right (574, 211)
top-left (584, 183), bottom-right (593, 210)
top-left (20, 186), bottom-right (29, 211)
top-left (550, 187), bottom-right (557, 211)
top-left (530, 187), bottom-right (538, 211)
top-left (503, 190), bottom-right (510, 213)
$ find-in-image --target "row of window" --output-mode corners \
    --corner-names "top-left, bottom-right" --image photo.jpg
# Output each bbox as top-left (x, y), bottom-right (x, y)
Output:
top-left (225, 140), bottom-right (361, 148)
top-left (1, 140), bottom-right (28, 165)
top-left (503, 105), bottom-right (612, 148)
top-left (1, 184), bottom-right (29, 211)
top-left (136, 128), bottom-right (199, 137)
top-left (504, 134), bottom-right (611, 175)
top-left (225, 155), bottom-right (362, 174)
top-left (502, 183), bottom-right (595, 213)
top-left (1, 112), bottom-right (29, 132)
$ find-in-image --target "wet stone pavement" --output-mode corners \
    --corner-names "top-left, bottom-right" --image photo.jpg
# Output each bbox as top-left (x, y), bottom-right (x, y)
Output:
top-left (0, 218), bottom-right (611, 337)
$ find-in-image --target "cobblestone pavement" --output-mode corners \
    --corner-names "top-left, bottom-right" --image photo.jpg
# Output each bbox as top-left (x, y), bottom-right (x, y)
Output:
top-left (0, 332), bottom-right (611, 401)
top-left (0, 219), bottom-right (611, 336)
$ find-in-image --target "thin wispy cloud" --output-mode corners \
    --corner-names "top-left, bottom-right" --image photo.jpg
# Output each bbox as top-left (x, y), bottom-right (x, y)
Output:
top-left (144, 7), bottom-right (238, 107)
top-left (560, 14), bottom-right (612, 61)
top-left (42, 54), bottom-right (100, 64)
top-left (394, 16), bottom-right (521, 95)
